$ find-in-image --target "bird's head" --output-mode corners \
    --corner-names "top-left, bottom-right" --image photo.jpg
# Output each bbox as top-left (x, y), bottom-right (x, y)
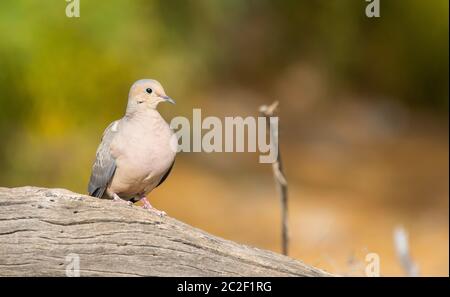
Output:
top-left (126, 79), bottom-right (175, 113)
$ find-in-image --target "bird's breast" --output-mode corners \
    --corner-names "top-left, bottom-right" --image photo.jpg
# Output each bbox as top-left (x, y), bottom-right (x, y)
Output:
top-left (109, 114), bottom-right (176, 197)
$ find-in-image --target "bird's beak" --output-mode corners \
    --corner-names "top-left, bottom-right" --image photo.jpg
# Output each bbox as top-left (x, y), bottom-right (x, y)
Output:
top-left (161, 95), bottom-right (176, 104)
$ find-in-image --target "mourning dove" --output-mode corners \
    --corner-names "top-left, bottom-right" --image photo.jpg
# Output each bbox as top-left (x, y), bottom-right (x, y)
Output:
top-left (88, 79), bottom-right (176, 216)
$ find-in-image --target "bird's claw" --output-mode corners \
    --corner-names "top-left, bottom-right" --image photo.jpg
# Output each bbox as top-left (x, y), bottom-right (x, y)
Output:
top-left (143, 205), bottom-right (166, 217)
top-left (141, 197), bottom-right (166, 217)
top-left (112, 194), bottom-right (133, 206)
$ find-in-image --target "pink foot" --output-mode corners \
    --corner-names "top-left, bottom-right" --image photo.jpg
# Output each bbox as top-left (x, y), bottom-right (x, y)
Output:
top-left (113, 194), bottom-right (132, 206)
top-left (140, 196), bottom-right (166, 217)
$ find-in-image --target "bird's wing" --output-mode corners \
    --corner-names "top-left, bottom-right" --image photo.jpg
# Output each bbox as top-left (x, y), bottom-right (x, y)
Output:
top-left (155, 160), bottom-right (175, 188)
top-left (88, 120), bottom-right (121, 198)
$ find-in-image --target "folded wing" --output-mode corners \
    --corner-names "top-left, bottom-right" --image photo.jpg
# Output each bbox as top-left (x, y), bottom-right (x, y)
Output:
top-left (88, 120), bottom-right (121, 198)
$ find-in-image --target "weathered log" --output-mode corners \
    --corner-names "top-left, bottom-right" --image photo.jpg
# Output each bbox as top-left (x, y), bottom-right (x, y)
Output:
top-left (0, 186), bottom-right (330, 276)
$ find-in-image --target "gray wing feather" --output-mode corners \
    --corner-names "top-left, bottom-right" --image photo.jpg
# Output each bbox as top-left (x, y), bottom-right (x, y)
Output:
top-left (88, 120), bottom-right (120, 198)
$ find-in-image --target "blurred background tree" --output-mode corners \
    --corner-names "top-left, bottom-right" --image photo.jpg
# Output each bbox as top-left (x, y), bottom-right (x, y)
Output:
top-left (0, 0), bottom-right (448, 275)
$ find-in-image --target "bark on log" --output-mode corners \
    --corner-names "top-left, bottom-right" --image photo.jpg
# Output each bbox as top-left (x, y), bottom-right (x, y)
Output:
top-left (0, 186), bottom-right (330, 277)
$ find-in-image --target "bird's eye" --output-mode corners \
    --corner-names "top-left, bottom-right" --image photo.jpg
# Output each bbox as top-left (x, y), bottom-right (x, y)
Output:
top-left (146, 88), bottom-right (153, 94)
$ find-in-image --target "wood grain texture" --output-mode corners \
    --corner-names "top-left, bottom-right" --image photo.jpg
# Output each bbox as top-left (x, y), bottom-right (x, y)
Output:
top-left (0, 186), bottom-right (331, 277)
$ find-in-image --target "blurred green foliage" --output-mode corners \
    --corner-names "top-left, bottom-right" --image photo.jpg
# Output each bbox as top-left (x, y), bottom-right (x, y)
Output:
top-left (0, 0), bottom-right (448, 188)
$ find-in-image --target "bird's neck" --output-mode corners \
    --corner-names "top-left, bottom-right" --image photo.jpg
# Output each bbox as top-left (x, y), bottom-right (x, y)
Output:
top-left (124, 108), bottom-right (164, 123)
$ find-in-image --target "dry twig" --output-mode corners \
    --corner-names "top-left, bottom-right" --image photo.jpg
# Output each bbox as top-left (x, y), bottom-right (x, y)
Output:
top-left (259, 101), bottom-right (289, 256)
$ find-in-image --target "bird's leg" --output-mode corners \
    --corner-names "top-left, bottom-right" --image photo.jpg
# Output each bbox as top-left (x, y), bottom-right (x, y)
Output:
top-left (140, 196), bottom-right (166, 217)
top-left (112, 193), bottom-right (132, 206)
